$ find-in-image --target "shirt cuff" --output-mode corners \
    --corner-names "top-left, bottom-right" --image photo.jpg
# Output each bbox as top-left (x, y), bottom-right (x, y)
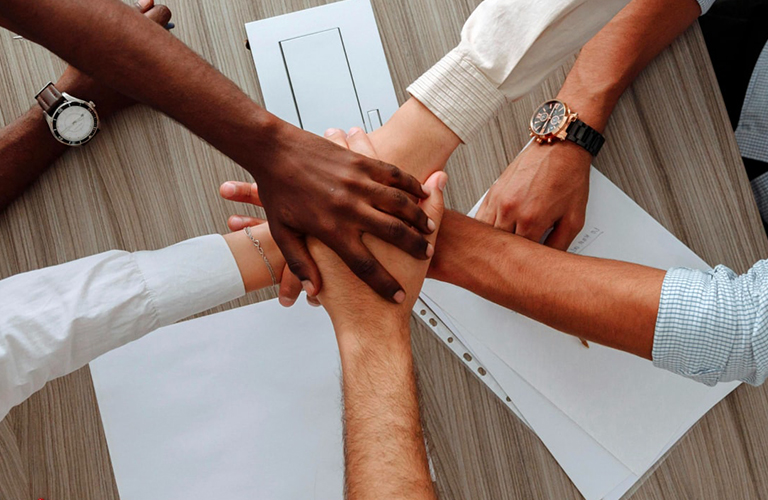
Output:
top-left (652, 266), bottom-right (745, 386)
top-left (407, 48), bottom-right (508, 143)
top-left (697, 0), bottom-right (716, 15)
top-left (133, 235), bottom-right (245, 326)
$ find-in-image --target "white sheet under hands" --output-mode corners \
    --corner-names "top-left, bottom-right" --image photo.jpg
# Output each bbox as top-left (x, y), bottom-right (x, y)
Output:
top-left (91, 299), bottom-right (345, 500)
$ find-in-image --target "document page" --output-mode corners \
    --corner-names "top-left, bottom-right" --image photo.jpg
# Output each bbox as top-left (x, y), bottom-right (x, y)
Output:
top-left (91, 299), bottom-right (345, 500)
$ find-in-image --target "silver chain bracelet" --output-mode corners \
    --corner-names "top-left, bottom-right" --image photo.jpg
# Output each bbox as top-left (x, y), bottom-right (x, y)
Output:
top-left (244, 226), bottom-right (278, 287)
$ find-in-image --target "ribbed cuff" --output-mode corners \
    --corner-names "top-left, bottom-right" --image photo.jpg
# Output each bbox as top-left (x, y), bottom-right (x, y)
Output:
top-left (407, 48), bottom-right (507, 143)
top-left (133, 235), bottom-right (245, 326)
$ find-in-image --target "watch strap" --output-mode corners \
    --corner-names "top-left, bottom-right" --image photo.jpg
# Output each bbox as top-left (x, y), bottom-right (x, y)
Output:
top-left (565, 119), bottom-right (605, 156)
top-left (35, 82), bottom-right (65, 117)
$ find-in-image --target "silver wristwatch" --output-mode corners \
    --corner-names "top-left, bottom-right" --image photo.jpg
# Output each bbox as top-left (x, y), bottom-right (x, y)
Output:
top-left (35, 82), bottom-right (100, 146)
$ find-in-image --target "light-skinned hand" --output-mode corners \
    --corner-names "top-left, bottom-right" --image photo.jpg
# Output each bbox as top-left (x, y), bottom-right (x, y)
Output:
top-left (475, 141), bottom-right (590, 250)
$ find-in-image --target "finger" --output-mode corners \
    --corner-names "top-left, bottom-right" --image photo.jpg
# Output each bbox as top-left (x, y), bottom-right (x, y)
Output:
top-left (278, 266), bottom-right (303, 307)
top-left (271, 226), bottom-right (322, 297)
top-left (419, 172), bottom-right (448, 243)
top-left (369, 160), bottom-right (428, 200)
top-left (514, 223), bottom-right (550, 244)
top-left (135, 0), bottom-right (154, 13)
top-left (364, 209), bottom-right (430, 259)
top-left (145, 4), bottom-right (172, 25)
top-left (306, 294), bottom-right (322, 308)
top-left (323, 128), bottom-right (349, 149)
top-left (346, 127), bottom-right (377, 157)
top-left (544, 218), bottom-right (584, 251)
top-left (475, 195), bottom-right (496, 226)
top-left (331, 238), bottom-right (405, 304)
top-left (373, 185), bottom-right (433, 235)
top-left (227, 215), bottom-right (265, 232)
top-left (220, 181), bottom-right (262, 206)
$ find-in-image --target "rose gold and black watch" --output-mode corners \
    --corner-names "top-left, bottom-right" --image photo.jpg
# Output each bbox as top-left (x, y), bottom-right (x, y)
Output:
top-left (35, 82), bottom-right (100, 147)
top-left (529, 99), bottom-right (605, 157)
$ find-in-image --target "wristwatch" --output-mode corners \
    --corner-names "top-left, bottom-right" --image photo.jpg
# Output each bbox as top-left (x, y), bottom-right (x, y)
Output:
top-left (529, 99), bottom-right (605, 157)
top-left (35, 82), bottom-right (100, 147)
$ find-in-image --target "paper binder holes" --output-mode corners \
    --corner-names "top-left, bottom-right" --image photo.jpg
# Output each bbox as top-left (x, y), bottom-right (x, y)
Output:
top-left (420, 309), bottom-right (427, 316)
top-left (463, 353), bottom-right (472, 362)
top-left (429, 318), bottom-right (437, 327)
top-left (478, 367), bottom-right (487, 376)
top-left (447, 337), bottom-right (454, 343)
top-left (506, 397), bottom-right (512, 402)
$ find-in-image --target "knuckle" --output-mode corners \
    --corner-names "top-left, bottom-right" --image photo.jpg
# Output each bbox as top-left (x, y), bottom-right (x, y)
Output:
top-left (351, 257), bottom-right (378, 279)
top-left (387, 220), bottom-right (406, 240)
top-left (388, 165), bottom-right (402, 180)
top-left (391, 190), bottom-right (409, 209)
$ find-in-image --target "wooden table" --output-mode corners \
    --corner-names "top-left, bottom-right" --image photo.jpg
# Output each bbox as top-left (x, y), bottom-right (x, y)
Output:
top-left (1, 1), bottom-right (766, 498)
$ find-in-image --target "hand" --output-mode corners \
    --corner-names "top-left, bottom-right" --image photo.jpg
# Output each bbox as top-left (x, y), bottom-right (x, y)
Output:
top-left (55, 0), bottom-right (172, 117)
top-left (246, 121), bottom-right (435, 304)
top-left (309, 128), bottom-right (447, 334)
top-left (219, 181), bottom-right (308, 308)
top-left (476, 141), bottom-right (591, 250)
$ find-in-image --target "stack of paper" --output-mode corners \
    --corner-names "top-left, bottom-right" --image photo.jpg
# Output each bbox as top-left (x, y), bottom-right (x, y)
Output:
top-left (418, 167), bottom-right (740, 499)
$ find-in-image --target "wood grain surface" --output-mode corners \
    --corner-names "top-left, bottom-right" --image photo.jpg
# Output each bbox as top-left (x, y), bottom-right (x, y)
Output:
top-left (0, 1), bottom-right (766, 499)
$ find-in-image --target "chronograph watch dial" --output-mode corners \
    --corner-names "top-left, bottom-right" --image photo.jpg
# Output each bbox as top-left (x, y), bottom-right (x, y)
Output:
top-left (35, 82), bottom-right (100, 147)
top-left (528, 99), bottom-right (605, 156)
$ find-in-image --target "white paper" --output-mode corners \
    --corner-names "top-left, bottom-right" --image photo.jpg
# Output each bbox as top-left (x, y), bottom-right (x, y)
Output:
top-left (422, 300), bottom-right (633, 499)
top-left (424, 167), bottom-right (739, 474)
top-left (245, 0), bottom-right (399, 135)
top-left (91, 299), bottom-right (345, 500)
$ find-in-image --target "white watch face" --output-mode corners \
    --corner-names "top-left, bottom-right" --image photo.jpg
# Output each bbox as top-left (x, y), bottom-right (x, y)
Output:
top-left (52, 102), bottom-right (97, 145)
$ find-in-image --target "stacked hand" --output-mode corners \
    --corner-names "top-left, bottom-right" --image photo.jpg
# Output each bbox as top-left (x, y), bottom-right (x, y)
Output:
top-left (243, 122), bottom-right (435, 305)
top-left (221, 127), bottom-right (447, 325)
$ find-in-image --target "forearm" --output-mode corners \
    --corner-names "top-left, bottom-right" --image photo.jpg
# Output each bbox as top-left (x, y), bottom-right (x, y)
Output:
top-left (557, 0), bottom-right (701, 131)
top-left (0, 0), bottom-right (275, 172)
top-left (430, 211), bottom-right (664, 358)
top-left (0, 74), bottom-right (122, 212)
top-left (224, 224), bottom-right (285, 293)
top-left (336, 320), bottom-right (436, 500)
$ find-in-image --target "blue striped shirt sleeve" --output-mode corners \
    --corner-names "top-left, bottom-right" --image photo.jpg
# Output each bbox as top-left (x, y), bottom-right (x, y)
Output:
top-left (653, 262), bottom-right (768, 386)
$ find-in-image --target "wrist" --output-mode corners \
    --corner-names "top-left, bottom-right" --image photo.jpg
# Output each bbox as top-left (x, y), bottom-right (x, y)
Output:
top-left (54, 74), bottom-right (127, 119)
top-left (335, 313), bottom-right (411, 355)
top-left (556, 81), bottom-right (618, 134)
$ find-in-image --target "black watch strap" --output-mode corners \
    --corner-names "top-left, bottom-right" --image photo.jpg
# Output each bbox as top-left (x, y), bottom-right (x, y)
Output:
top-left (565, 119), bottom-right (605, 156)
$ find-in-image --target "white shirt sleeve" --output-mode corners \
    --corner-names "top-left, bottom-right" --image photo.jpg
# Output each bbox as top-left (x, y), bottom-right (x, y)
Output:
top-left (407, 0), bottom-right (632, 142)
top-left (0, 234), bottom-right (244, 420)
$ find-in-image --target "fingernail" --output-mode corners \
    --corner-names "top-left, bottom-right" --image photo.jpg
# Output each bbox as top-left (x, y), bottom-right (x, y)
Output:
top-left (279, 296), bottom-right (296, 307)
top-left (348, 127), bottom-right (363, 136)
top-left (230, 215), bottom-right (243, 226)
top-left (422, 183), bottom-right (432, 196)
top-left (393, 290), bottom-right (406, 304)
top-left (426, 243), bottom-right (434, 258)
top-left (308, 299), bottom-right (321, 308)
top-left (165, 22), bottom-right (175, 30)
top-left (438, 173), bottom-right (448, 191)
top-left (324, 128), bottom-right (338, 137)
top-left (302, 280), bottom-right (316, 296)
top-left (427, 218), bottom-right (436, 232)
top-left (221, 182), bottom-right (235, 197)
top-left (138, 0), bottom-right (151, 9)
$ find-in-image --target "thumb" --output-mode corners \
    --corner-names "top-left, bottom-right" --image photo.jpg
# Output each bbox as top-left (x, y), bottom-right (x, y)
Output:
top-left (420, 171), bottom-right (448, 243)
